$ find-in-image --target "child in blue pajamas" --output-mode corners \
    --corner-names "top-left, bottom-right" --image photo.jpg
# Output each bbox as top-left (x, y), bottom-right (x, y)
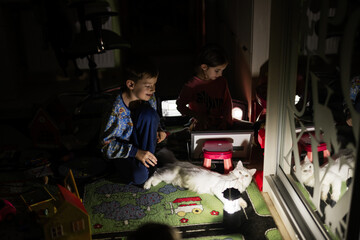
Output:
top-left (100, 58), bottom-right (167, 185)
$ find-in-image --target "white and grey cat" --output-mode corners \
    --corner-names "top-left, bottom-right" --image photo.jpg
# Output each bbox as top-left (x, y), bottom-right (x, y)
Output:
top-left (144, 148), bottom-right (257, 212)
top-left (299, 154), bottom-right (354, 202)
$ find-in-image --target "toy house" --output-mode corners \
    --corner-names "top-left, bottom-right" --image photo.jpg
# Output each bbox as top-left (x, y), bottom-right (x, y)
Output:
top-left (43, 184), bottom-right (91, 240)
top-left (21, 170), bottom-right (91, 239)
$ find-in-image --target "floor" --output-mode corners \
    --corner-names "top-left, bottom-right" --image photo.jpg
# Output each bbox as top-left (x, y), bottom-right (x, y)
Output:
top-left (0, 71), bottom-right (290, 239)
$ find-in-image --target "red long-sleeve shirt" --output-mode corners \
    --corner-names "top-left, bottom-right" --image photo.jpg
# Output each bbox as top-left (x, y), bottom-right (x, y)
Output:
top-left (176, 76), bottom-right (233, 130)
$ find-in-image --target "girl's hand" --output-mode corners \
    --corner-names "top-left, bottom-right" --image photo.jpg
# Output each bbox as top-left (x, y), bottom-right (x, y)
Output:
top-left (157, 131), bottom-right (167, 143)
top-left (218, 121), bottom-right (228, 130)
top-left (135, 149), bottom-right (157, 168)
top-left (195, 114), bottom-right (210, 130)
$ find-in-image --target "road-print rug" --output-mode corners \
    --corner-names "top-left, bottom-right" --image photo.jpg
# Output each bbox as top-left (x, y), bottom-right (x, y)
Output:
top-left (83, 179), bottom-right (282, 239)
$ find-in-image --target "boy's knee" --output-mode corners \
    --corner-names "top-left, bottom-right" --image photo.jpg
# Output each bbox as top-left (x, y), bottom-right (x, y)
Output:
top-left (131, 161), bottom-right (150, 185)
top-left (138, 106), bottom-right (159, 123)
top-left (132, 172), bottom-right (149, 185)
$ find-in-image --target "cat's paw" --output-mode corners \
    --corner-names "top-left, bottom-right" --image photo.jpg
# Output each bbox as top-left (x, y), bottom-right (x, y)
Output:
top-left (239, 198), bottom-right (248, 208)
top-left (321, 192), bottom-right (328, 201)
top-left (143, 178), bottom-right (153, 189)
top-left (331, 193), bottom-right (340, 202)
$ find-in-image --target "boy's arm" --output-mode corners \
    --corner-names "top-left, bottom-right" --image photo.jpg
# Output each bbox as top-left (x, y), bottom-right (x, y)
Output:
top-left (102, 120), bottom-right (157, 167)
top-left (100, 107), bottom-right (138, 159)
top-left (157, 131), bottom-right (168, 143)
top-left (102, 139), bottom-right (138, 159)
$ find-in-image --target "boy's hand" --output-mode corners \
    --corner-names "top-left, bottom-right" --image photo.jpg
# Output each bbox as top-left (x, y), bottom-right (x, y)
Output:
top-left (157, 131), bottom-right (167, 143)
top-left (136, 150), bottom-right (157, 168)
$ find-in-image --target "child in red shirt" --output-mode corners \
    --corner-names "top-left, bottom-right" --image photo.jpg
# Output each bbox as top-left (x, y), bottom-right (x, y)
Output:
top-left (176, 44), bottom-right (233, 131)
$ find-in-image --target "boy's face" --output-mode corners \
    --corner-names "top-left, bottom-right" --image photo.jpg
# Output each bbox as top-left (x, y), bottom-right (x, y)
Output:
top-left (130, 76), bottom-right (157, 101)
top-left (202, 63), bottom-right (228, 80)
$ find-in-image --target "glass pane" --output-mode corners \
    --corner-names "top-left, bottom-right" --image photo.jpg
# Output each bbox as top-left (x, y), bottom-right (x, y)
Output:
top-left (279, 1), bottom-right (359, 239)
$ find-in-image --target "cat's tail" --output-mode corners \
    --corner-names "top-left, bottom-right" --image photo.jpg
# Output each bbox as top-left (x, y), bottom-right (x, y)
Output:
top-left (155, 147), bottom-right (179, 166)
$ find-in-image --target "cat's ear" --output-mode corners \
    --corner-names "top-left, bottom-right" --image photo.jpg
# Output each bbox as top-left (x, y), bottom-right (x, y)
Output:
top-left (249, 169), bottom-right (257, 176)
top-left (235, 161), bottom-right (244, 169)
top-left (304, 156), bottom-right (311, 163)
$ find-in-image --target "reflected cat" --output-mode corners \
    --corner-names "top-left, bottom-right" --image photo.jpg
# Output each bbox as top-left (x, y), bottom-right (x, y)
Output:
top-left (298, 154), bottom-right (354, 202)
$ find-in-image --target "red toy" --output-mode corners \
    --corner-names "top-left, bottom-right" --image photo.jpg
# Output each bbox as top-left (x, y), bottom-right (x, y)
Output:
top-left (254, 170), bottom-right (264, 191)
top-left (298, 132), bottom-right (330, 163)
top-left (0, 199), bottom-right (16, 222)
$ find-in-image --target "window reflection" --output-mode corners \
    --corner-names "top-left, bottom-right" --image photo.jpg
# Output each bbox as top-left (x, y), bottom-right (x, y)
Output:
top-left (281, 1), bottom-right (359, 239)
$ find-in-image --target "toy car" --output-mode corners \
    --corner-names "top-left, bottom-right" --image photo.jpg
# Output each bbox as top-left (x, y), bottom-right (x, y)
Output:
top-left (0, 199), bottom-right (16, 221)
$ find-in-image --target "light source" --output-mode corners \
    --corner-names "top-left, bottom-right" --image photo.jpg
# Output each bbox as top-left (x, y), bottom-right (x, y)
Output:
top-left (222, 187), bottom-right (245, 230)
top-left (232, 99), bottom-right (247, 121)
top-left (232, 107), bottom-right (243, 121)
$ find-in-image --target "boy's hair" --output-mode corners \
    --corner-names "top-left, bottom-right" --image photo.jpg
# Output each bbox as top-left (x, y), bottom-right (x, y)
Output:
top-left (128, 222), bottom-right (181, 240)
top-left (124, 55), bottom-right (159, 82)
top-left (196, 44), bottom-right (229, 68)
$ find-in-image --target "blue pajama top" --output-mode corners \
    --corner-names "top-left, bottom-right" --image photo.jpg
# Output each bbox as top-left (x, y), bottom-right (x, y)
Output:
top-left (101, 90), bottom-right (157, 159)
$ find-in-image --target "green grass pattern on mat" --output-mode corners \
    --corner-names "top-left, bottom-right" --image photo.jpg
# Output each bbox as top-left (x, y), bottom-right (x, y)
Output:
top-left (265, 228), bottom-right (282, 240)
top-left (84, 179), bottom-right (282, 239)
top-left (246, 181), bottom-right (271, 216)
top-left (185, 230), bottom-right (282, 240)
top-left (186, 234), bottom-right (243, 240)
top-left (84, 180), bottom-right (224, 235)
top-left (295, 181), bottom-right (317, 210)
top-left (295, 178), bottom-right (348, 212)
top-left (294, 181), bottom-right (345, 240)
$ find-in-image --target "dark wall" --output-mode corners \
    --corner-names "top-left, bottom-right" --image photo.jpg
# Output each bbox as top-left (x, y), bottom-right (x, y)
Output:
top-left (0, 0), bottom-right (253, 116)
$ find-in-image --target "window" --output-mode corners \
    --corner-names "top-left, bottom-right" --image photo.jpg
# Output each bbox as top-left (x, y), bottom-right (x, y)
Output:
top-left (161, 99), bottom-right (182, 117)
top-left (264, 0), bottom-right (360, 239)
top-left (72, 219), bottom-right (85, 232)
top-left (51, 225), bottom-right (64, 238)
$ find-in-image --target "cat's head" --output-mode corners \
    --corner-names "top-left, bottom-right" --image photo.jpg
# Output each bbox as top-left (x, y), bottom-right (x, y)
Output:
top-left (299, 156), bottom-right (314, 182)
top-left (231, 161), bottom-right (256, 190)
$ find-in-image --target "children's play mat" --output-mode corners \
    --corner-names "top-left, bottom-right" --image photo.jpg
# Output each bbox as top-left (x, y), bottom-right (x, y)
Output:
top-left (83, 179), bottom-right (282, 239)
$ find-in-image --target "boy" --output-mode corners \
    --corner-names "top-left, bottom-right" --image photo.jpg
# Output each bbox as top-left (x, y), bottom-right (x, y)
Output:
top-left (100, 57), bottom-right (166, 185)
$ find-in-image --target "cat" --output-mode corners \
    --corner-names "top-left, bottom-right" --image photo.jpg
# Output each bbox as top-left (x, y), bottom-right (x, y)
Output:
top-left (144, 148), bottom-right (257, 212)
top-left (299, 154), bottom-right (354, 202)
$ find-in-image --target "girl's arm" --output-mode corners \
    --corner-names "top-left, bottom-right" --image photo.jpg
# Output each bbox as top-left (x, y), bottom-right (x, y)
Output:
top-left (224, 80), bottom-right (234, 126)
top-left (176, 85), bottom-right (199, 118)
top-left (176, 86), bottom-right (191, 116)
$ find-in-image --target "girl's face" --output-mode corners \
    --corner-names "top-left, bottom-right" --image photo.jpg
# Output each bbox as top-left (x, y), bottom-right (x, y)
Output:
top-left (202, 63), bottom-right (228, 81)
top-left (129, 76), bottom-right (157, 101)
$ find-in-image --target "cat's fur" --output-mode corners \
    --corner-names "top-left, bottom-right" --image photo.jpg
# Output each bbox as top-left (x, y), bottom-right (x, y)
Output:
top-left (144, 148), bottom-right (257, 210)
top-left (299, 155), bottom-right (354, 202)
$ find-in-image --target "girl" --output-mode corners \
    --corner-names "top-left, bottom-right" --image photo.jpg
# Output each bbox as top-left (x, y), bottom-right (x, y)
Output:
top-left (176, 44), bottom-right (233, 131)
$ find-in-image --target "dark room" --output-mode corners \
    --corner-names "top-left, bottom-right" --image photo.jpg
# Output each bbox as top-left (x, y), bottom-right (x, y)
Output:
top-left (0, 0), bottom-right (359, 240)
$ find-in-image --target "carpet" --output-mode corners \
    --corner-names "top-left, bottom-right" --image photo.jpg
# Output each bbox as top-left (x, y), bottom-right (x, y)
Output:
top-left (83, 179), bottom-right (282, 240)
